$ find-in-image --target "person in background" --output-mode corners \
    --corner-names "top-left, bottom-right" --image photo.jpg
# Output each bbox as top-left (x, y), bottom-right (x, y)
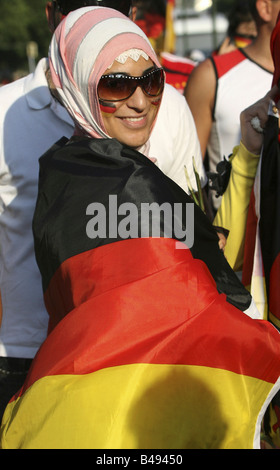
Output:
top-left (213, 10), bottom-right (280, 314)
top-left (213, 12), bottom-right (280, 445)
top-left (213, 84), bottom-right (280, 449)
top-left (1, 7), bottom-right (279, 449)
top-left (184, 0), bottom-right (279, 215)
top-left (0, 0), bottom-right (206, 422)
top-left (215, 0), bottom-right (257, 55)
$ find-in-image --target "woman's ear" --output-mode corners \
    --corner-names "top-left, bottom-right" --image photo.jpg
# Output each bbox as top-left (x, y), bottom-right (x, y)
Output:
top-left (256, 0), bottom-right (275, 23)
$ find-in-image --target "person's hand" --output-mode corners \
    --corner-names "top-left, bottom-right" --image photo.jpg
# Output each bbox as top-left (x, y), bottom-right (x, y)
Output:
top-left (213, 226), bottom-right (229, 252)
top-left (218, 36), bottom-right (237, 55)
top-left (217, 232), bottom-right (227, 251)
top-left (240, 85), bottom-right (280, 155)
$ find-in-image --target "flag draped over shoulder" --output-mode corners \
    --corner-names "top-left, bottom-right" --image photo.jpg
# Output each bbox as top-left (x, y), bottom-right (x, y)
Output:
top-left (1, 138), bottom-right (280, 449)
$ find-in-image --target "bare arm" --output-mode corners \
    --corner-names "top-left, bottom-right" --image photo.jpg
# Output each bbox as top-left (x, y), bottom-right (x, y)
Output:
top-left (184, 58), bottom-right (216, 159)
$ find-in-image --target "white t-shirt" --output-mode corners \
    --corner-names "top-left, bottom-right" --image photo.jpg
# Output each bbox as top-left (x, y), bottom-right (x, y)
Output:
top-left (0, 59), bottom-right (74, 358)
top-left (0, 58), bottom-right (206, 358)
top-left (150, 83), bottom-right (207, 193)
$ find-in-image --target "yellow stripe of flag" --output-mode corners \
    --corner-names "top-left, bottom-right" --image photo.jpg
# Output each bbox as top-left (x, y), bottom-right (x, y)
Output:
top-left (0, 363), bottom-right (274, 449)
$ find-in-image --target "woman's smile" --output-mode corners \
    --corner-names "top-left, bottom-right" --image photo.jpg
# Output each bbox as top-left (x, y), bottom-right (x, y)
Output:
top-left (119, 114), bottom-right (147, 126)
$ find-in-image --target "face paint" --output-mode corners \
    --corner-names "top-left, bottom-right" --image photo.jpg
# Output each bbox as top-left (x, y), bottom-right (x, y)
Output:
top-left (99, 101), bottom-right (117, 114)
top-left (151, 97), bottom-right (161, 107)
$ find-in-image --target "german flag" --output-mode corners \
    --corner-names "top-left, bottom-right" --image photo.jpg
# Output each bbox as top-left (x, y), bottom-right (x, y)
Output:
top-left (1, 137), bottom-right (280, 449)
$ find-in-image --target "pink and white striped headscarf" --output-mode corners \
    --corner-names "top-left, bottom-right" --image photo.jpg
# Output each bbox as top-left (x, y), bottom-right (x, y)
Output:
top-left (49, 6), bottom-right (162, 139)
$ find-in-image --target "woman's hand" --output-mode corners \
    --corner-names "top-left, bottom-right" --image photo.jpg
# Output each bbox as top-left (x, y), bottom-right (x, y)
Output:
top-left (217, 36), bottom-right (237, 55)
top-left (240, 85), bottom-right (280, 155)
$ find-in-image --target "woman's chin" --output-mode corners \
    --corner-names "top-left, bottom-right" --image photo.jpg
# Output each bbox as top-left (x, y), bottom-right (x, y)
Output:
top-left (119, 134), bottom-right (150, 150)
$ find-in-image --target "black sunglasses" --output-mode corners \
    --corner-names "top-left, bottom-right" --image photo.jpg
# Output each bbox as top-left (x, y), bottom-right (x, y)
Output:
top-left (98, 68), bottom-right (165, 102)
top-left (54, 0), bottom-right (132, 16)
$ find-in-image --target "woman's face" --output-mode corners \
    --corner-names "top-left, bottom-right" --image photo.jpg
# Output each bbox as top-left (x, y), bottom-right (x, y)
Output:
top-left (99, 56), bottom-right (163, 149)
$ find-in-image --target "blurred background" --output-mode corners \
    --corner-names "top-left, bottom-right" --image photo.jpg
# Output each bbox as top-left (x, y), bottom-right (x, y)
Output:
top-left (0, 0), bottom-right (241, 85)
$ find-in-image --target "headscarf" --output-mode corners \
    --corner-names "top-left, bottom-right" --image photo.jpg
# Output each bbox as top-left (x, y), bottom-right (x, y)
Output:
top-left (49, 6), bottom-right (162, 139)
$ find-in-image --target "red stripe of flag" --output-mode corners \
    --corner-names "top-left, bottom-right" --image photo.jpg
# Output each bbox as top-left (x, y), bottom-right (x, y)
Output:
top-left (13, 237), bottom-right (280, 403)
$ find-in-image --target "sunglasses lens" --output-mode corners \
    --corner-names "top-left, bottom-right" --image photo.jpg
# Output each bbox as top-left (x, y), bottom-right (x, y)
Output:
top-left (98, 76), bottom-right (132, 101)
top-left (143, 69), bottom-right (164, 97)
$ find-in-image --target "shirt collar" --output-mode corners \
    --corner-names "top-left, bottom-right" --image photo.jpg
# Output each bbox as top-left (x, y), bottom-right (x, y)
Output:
top-left (24, 57), bottom-right (74, 128)
top-left (24, 58), bottom-right (53, 110)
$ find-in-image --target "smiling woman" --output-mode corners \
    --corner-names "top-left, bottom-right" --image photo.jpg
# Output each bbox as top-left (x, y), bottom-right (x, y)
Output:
top-left (48, 5), bottom-right (163, 148)
top-left (98, 57), bottom-right (164, 148)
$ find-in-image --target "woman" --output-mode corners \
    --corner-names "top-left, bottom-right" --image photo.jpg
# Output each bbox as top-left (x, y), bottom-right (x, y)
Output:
top-left (1, 7), bottom-right (280, 449)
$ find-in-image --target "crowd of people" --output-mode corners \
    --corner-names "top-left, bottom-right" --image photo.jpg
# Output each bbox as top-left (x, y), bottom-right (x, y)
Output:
top-left (0, 0), bottom-right (280, 449)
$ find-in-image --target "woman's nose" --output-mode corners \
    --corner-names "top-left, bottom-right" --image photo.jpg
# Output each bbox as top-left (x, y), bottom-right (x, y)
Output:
top-left (126, 85), bottom-right (147, 110)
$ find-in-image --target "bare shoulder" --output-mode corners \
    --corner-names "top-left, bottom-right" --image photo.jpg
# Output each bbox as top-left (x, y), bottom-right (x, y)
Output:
top-left (183, 58), bottom-right (216, 156)
top-left (184, 57), bottom-right (216, 97)
top-left (190, 57), bottom-right (215, 78)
